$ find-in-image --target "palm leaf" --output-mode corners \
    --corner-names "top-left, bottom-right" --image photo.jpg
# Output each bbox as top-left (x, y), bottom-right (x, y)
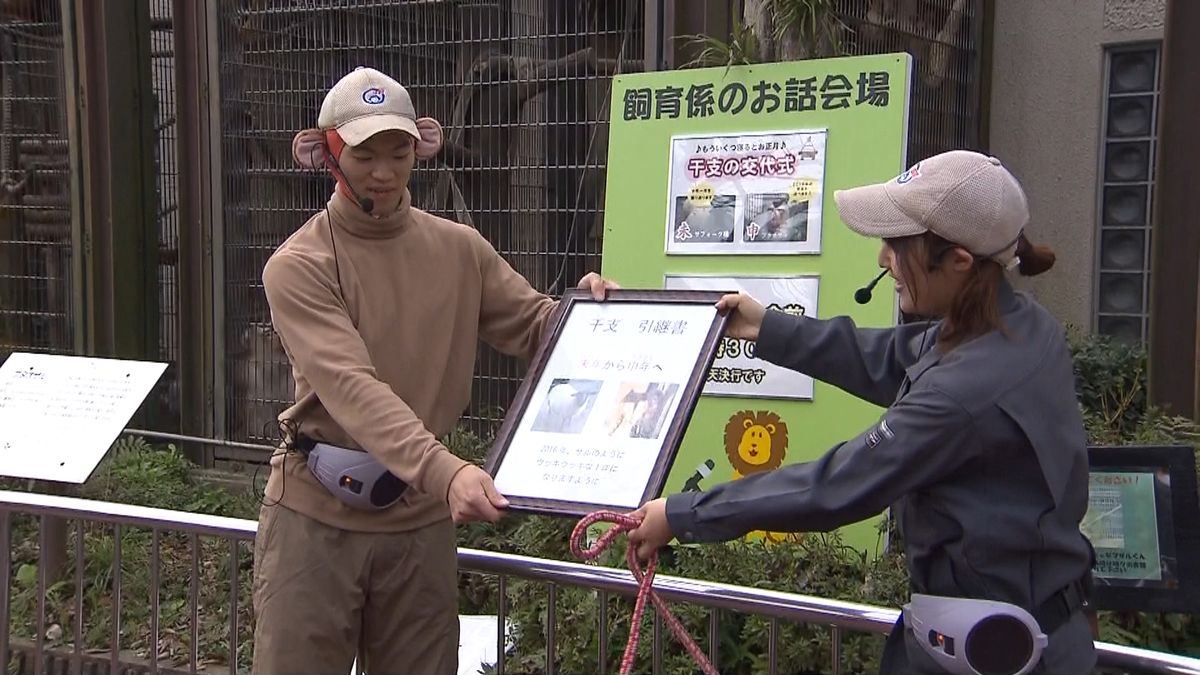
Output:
top-left (676, 18), bottom-right (761, 70)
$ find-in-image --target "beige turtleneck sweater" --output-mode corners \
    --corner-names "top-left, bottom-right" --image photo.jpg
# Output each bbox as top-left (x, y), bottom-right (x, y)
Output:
top-left (261, 188), bottom-right (560, 532)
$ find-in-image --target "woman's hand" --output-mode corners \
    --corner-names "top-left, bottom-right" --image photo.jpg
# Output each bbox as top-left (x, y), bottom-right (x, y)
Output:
top-left (715, 292), bottom-right (767, 342)
top-left (627, 498), bottom-right (673, 562)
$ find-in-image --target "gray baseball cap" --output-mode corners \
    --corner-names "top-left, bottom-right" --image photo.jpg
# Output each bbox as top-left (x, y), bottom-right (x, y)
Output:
top-left (833, 150), bottom-right (1030, 267)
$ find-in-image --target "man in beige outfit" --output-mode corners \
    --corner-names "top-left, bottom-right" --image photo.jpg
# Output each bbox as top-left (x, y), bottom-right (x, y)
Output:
top-left (252, 66), bottom-right (616, 674)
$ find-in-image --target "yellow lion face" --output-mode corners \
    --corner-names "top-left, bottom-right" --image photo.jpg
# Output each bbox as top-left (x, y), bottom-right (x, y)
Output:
top-left (738, 419), bottom-right (775, 467)
top-left (724, 410), bottom-right (788, 477)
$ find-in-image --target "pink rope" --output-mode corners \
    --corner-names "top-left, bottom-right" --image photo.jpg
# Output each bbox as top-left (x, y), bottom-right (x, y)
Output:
top-left (570, 511), bottom-right (719, 675)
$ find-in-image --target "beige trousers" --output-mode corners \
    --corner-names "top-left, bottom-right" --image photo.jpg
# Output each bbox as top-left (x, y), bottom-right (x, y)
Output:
top-left (251, 504), bottom-right (459, 675)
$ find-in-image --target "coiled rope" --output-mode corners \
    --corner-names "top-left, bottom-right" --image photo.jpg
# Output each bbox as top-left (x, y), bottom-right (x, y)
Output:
top-left (570, 510), bottom-right (719, 675)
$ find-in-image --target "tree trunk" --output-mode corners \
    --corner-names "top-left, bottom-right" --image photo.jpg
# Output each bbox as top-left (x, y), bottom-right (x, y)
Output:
top-left (778, 28), bottom-right (804, 60)
top-left (744, 0), bottom-right (775, 62)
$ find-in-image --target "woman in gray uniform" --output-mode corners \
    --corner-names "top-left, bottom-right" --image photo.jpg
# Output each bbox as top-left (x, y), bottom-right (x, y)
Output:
top-left (628, 150), bottom-right (1097, 674)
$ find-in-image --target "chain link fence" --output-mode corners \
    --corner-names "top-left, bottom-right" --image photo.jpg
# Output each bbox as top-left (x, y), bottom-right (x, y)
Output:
top-left (0, 1), bottom-right (74, 360)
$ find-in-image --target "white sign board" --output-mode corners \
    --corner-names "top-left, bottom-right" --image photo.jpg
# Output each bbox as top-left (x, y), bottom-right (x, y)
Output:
top-left (664, 274), bottom-right (819, 400)
top-left (665, 129), bottom-right (829, 255)
top-left (487, 290), bottom-right (727, 515)
top-left (493, 300), bottom-right (715, 509)
top-left (0, 352), bottom-right (167, 482)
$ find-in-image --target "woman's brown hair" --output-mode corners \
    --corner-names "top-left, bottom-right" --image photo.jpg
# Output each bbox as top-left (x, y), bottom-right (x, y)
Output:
top-left (888, 231), bottom-right (1056, 349)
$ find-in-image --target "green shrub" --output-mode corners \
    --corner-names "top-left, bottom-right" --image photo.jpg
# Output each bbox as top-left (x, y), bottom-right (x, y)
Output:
top-left (83, 436), bottom-right (258, 519)
top-left (1069, 329), bottom-right (1149, 442)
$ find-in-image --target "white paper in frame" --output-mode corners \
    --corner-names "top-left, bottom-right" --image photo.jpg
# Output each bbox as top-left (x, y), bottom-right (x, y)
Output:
top-left (484, 289), bottom-right (731, 517)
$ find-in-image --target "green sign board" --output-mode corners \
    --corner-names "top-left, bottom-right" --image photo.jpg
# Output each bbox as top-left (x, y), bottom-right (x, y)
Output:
top-left (600, 54), bottom-right (913, 554)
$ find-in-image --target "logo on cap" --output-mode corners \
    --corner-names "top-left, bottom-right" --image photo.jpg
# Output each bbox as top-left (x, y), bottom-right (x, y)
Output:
top-left (362, 87), bottom-right (386, 105)
top-left (896, 163), bottom-right (921, 185)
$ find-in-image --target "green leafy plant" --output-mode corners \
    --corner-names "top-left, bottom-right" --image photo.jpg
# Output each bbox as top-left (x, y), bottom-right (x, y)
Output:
top-left (678, 18), bottom-right (761, 70)
top-left (1069, 329), bottom-right (1149, 441)
top-left (770, 0), bottom-right (847, 59)
top-left (677, 0), bottom-right (847, 69)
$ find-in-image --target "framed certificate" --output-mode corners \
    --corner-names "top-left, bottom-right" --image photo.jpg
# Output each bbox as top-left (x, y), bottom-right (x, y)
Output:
top-left (485, 288), bottom-right (731, 517)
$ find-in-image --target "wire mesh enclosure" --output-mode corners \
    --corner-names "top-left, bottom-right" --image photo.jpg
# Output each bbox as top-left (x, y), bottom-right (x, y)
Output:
top-left (148, 0), bottom-right (183, 433)
top-left (838, 0), bottom-right (987, 161)
top-left (0, 0), bottom-right (74, 360)
top-left (215, 0), bottom-right (646, 448)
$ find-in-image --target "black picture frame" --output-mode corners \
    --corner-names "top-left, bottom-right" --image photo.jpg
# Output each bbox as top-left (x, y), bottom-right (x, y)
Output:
top-left (1085, 444), bottom-right (1200, 613)
top-left (483, 288), bottom-right (731, 517)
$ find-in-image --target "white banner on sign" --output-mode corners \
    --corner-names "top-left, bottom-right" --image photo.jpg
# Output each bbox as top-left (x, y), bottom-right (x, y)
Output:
top-left (0, 353), bottom-right (167, 483)
top-left (665, 129), bottom-right (828, 255)
top-left (664, 275), bottom-right (818, 400)
top-left (492, 300), bottom-right (717, 509)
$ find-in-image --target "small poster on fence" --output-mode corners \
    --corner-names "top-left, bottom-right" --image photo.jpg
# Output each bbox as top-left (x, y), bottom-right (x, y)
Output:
top-left (664, 129), bottom-right (828, 255)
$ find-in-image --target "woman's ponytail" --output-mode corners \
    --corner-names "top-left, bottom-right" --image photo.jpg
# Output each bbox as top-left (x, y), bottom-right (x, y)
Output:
top-left (1016, 233), bottom-right (1056, 276)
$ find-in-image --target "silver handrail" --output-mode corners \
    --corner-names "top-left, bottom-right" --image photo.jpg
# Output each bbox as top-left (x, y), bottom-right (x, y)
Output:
top-left (0, 490), bottom-right (1196, 674)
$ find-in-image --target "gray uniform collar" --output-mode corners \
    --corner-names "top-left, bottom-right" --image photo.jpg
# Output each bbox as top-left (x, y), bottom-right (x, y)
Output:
top-left (903, 279), bottom-right (1021, 385)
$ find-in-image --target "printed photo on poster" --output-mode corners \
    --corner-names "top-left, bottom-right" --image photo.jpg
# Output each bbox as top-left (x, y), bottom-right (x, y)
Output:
top-left (530, 379), bottom-right (604, 435)
top-left (664, 275), bottom-right (818, 400)
top-left (485, 289), bottom-right (729, 517)
top-left (604, 382), bottom-right (681, 440)
top-left (665, 129), bottom-right (828, 255)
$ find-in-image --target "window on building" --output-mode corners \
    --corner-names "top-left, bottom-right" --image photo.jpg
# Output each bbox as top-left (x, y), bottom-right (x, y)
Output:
top-left (1095, 43), bottom-right (1161, 344)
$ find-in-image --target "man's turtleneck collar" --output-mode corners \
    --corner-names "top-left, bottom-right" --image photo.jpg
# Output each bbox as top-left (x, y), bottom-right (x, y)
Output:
top-left (326, 187), bottom-right (414, 240)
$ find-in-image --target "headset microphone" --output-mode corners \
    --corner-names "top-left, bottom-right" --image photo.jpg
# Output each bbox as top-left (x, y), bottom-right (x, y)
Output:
top-left (336, 173), bottom-right (374, 214)
top-left (324, 150), bottom-right (375, 214)
top-left (854, 269), bottom-right (889, 304)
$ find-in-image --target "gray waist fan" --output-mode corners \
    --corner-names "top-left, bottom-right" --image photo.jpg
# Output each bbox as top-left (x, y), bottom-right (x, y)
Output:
top-left (297, 437), bottom-right (408, 510)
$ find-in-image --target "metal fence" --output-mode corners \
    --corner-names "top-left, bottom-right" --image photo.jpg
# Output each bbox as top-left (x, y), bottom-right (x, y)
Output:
top-left (0, 489), bottom-right (1196, 675)
top-left (0, 1), bottom-right (74, 360)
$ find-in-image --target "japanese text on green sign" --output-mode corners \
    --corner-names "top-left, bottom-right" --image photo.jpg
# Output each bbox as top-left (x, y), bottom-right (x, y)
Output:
top-left (622, 71), bottom-right (891, 122)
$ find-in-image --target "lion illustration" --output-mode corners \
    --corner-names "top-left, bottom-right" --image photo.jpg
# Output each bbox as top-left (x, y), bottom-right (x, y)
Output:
top-left (724, 410), bottom-right (788, 479)
top-left (723, 410), bottom-right (798, 544)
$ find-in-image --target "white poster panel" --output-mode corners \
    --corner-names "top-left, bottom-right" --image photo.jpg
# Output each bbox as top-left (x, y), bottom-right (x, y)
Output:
top-left (0, 353), bottom-right (167, 482)
top-left (664, 275), bottom-right (818, 400)
top-left (665, 129), bottom-right (828, 255)
top-left (492, 299), bottom-right (718, 510)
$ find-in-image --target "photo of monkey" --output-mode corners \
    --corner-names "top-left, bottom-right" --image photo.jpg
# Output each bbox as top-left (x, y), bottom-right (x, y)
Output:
top-left (743, 193), bottom-right (808, 243)
top-left (604, 381), bottom-right (680, 440)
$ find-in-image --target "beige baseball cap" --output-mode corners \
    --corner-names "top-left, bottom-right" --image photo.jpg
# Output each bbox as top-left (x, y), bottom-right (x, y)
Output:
top-left (318, 66), bottom-right (419, 146)
top-left (833, 150), bottom-right (1029, 266)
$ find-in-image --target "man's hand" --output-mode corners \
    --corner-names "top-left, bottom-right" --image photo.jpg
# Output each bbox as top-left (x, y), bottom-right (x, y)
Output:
top-left (447, 465), bottom-right (509, 524)
top-left (715, 292), bottom-right (767, 342)
top-left (626, 498), bottom-right (673, 562)
top-left (577, 272), bottom-right (620, 300)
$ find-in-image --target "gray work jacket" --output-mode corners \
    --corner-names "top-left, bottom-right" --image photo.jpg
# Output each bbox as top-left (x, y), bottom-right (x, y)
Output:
top-left (666, 282), bottom-right (1095, 667)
